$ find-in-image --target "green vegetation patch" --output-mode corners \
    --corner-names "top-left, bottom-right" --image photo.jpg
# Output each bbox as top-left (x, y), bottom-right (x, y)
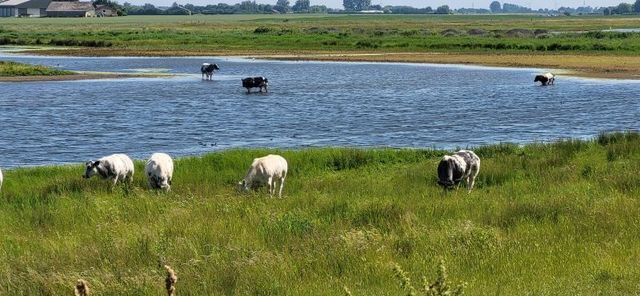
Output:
top-left (0, 132), bottom-right (639, 294)
top-left (0, 61), bottom-right (74, 76)
top-left (2, 15), bottom-right (640, 54)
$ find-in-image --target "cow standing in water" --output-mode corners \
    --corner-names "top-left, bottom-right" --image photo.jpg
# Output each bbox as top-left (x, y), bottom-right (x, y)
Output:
top-left (201, 63), bottom-right (220, 80)
top-left (242, 77), bottom-right (268, 93)
top-left (534, 72), bottom-right (555, 86)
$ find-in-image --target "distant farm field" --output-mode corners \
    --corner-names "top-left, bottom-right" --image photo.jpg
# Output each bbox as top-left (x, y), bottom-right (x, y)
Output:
top-left (1, 133), bottom-right (640, 294)
top-left (1, 14), bottom-right (640, 54)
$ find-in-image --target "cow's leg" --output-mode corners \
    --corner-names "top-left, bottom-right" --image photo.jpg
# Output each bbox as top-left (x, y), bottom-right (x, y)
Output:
top-left (267, 176), bottom-right (274, 197)
top-left (278, 175), bottom-right (286, 198)
top-left (467, 164), bottom-right (480, 193)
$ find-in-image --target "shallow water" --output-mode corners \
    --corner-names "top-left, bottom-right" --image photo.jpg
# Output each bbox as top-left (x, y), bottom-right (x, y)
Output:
top-left (0, 53), bottom-right (638, 168)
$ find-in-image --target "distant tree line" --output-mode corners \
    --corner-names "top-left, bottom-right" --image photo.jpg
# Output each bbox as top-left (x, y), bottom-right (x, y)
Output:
top-left (489, 0), bottom-right (640, 15)
top-left (104, 0), bottom-right (640, 16)
top-left (121, 0), bottom-right (328, 15)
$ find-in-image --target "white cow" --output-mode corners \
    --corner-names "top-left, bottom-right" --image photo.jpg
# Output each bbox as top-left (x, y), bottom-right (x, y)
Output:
top-left (83, 153), bottom-right (135, 186)
top-left (437, 150), bottom-right (481, 193)
top-left (239, 154), bottom-right (288, 197)
top-left (145, 153), bottom-right (174, 191)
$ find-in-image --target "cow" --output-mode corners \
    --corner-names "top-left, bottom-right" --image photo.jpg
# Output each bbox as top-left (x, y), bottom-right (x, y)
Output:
top-left (201, 63), bottom-right (220, 80)
top-left (437, 150), bottom-right (480, 193)
top-left (83, 153), bottom-right (135, 187)
top-left (238, 154), bottom-right (288, 197)
top-left (145, 152), bottom-right (174, 191)
top-left (534, 72), bottom-right (555, 86)
top-left (0, 167), bottom-right (3, 192)
top-left (241, 77), bottom-right (268, 93)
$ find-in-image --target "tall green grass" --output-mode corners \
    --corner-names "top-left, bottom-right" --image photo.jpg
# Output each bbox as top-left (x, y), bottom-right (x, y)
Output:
top-left (0, 133), bottom-right (639, 294)
top-left (2, 14), bottom-right (640, 54)
top-left (0, 61), bottom-right (74, 76)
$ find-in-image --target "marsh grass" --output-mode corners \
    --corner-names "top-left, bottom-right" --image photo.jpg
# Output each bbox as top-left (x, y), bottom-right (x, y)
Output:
top-left (0, 61), bottom-right (74, 76)
top-left (2, 15), bottom-right (640, 55)
top-left (0, 134), bottom-right (639, 294)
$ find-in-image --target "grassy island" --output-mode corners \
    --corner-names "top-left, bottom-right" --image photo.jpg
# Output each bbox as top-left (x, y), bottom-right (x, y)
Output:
top-left (0, 60), bottom-right (74, 77)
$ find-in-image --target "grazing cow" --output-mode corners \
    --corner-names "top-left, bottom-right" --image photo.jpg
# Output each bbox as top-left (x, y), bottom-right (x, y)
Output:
top-left (145, 153), bottom-right (174, 191)
top-left (241, 77), bottom-right (268, 93)
top-left (534, 72), bottom-right (555, 86)
top-left (437, 150), bottom-right (481, 193)
top-left (83, 153), bottom-right (134, 187)
top-left (238, 154), bottom-right (288, 197)
top-left (201, 63), bottom-right (220, 80)
top-left (0, 167), bottom-right (3, 192)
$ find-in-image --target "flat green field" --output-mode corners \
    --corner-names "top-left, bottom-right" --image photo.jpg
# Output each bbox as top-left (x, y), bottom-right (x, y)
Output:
top-left (1, 132), bottom-right (639, 294)
top-left (2, 14), bottom-right (640, 54)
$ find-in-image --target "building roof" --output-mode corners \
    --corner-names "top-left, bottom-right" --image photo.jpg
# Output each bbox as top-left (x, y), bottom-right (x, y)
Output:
top-left (0, 0), bottom-right (30, 6)
top-left (0, 0), bottom-right (49, 7)
top-left (95, 4), bottom-right (114, 10)
top-left (46, 1), bottom-right (94, 12)
top-left (0, 0), bottom-right (51, 8)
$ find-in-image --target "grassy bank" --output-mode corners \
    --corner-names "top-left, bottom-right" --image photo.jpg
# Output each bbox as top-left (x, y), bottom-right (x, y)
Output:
top-left (3, 15), bottom-right (640, 54)
top-left (0, 60), bottom-right (74, 76)
top-left (1, 132), bottom-right (639, 294)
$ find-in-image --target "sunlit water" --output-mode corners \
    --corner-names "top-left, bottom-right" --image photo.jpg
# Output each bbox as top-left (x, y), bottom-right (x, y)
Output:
top-left (0, 52), bottom-right (638, 167)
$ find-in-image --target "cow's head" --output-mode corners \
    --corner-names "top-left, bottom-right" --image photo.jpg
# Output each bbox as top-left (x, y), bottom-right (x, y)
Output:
top-left (237, 179), bottom-right (250, 192)
top-left (437, 157), bottom-right (456, 189)
top-left (213, 64), bottom-right (220, 71)
top-left (83, 160), bottom-right (100, 179)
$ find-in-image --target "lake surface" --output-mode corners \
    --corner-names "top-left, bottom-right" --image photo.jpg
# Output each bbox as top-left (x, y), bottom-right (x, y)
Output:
top-left (0, 52), bottom-right (638, 168)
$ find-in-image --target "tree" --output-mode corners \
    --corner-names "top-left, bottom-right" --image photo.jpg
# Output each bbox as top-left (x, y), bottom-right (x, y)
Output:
top-left (490, 1), bottom-right (501, 13)
top-left (309, 5), bottom-right (327, 13)
top-left (615, 2), bottom-right (633, 14)
top-left (274, 0), bottom-right (290, 12)
top-left (435, 5), bottom-right (451, 14)
top-left (292, 0), bottom-right (310, 12)
top-left (343, 0), bottom-right (370, 11)
top-left (603, 7), bottom-right (611, 15)
top-left (635, 0), bottom-right (640, 13)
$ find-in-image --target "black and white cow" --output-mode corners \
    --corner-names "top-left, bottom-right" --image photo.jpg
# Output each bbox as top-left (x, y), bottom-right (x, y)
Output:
top-left (437, 150), bottom-right (481, 193)
top-left (534, 72), bottom-right (555, 86)
top-left (201, 63), bottom-right (220, 80)
top-left (83, 153), bottom-right (135, 187)
top-left (241, 77), bottom-right (268, 93)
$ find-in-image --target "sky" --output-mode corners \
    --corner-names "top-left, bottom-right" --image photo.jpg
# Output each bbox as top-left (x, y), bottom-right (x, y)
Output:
top-left (133, 0), bottom-right (626, 9)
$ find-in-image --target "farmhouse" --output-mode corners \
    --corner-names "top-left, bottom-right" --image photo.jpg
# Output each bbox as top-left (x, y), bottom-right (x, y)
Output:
top-left (0, 0), bottom-right (50, 17)
top-left (46, 1), bottom-right (95, 17)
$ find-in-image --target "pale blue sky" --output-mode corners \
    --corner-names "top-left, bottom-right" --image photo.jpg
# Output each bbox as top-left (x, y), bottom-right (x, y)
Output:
top-left (136, 0), bottom-right (625, 9)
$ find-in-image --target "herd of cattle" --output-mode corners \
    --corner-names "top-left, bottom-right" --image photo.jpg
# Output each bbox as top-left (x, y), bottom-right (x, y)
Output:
top-left (0, 64), bottom-right (555, 195)
top-left (202, 62), bottom-right (556, 89)
top-left (201, 63), bottom-right (269, 93)
top-left (0, 149), bottom-right (480, 197)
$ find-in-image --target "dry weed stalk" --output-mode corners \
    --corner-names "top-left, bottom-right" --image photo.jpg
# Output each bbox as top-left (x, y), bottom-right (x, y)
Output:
top-left (74, 279), bottom-right (89, 296)
top-left (164, 265), bottom-right (178, 296)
